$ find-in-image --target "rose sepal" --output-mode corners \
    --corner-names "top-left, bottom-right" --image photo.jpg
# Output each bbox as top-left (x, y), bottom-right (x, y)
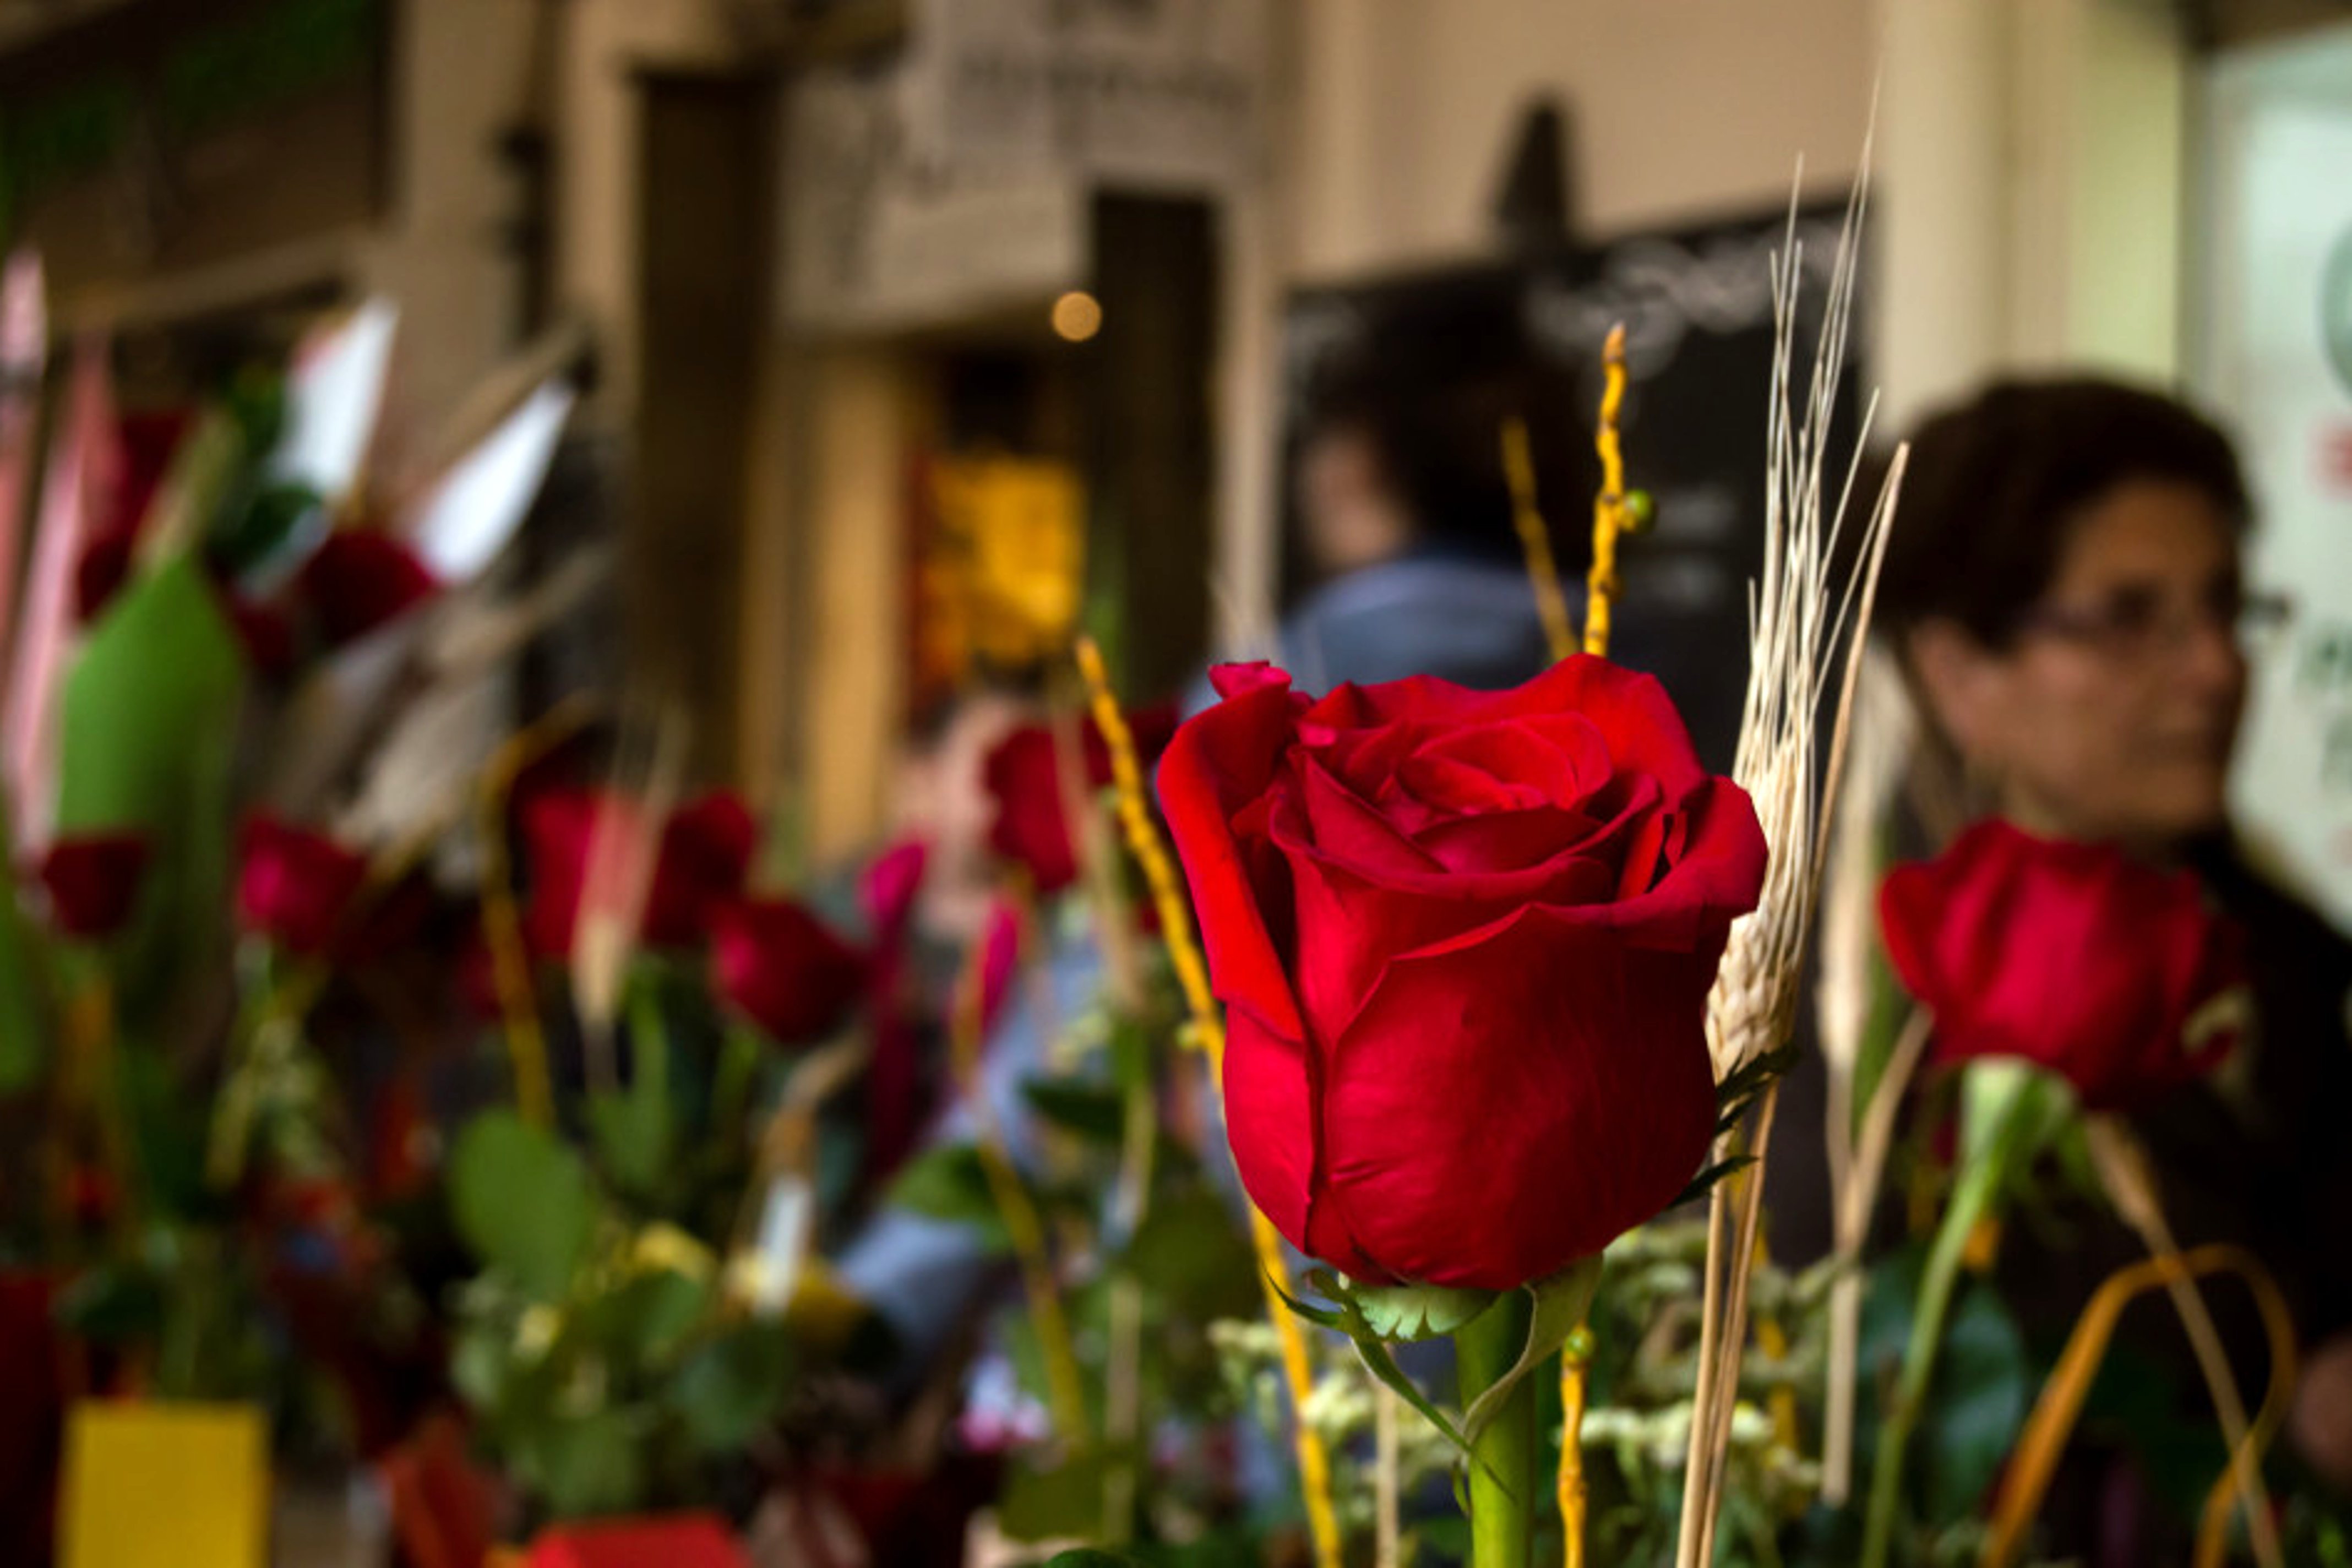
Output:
top-left (1270, 1269), bottom-right (1488, 1457)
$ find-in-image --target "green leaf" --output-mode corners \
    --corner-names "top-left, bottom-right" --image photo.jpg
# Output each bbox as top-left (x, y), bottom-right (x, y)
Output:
top-left (1675, 1153), bottom-right (1758, 1209)
top-left (998, 1448), bottom-right (1110, 1543)
top-left (1460, 1254), bottom-right (1606, 1445)
top-left (670, 1322), bottom-right (793, 1454)
top-left (1921, 1280), bottom-right (2029, 1520)
top-left (1349, 1280), bottom-right (1501, 1342)
top-left (1021, 1075), bottom-right (1128, 1144)
top-left (527, 1408), bottom-right (645, 1519)
top-left (1120, 1186), bottom-right (1257, 1321)
top-left (585, 1088), bottom-right (671, 1203)
top-left (885, 1142), bottom-right (1012, 1250)
top-left (55, 556), bottom-right (244, 1016)
top-left (450, 1112), bottom-right (596, 1300)
top-left (594, 1268), bottom-right (711, 1366)
top-left (1047, 1554), bottom-right (1142, 1567)
top-left (53, 1262), bottom-right (166, 1344)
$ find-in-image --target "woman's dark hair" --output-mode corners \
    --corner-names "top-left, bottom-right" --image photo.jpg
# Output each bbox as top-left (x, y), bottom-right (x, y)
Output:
top-left (1875, 377), bottom-right (2251, 647)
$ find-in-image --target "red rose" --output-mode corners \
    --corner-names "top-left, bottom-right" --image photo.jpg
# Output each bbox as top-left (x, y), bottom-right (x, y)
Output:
top-left (1879, 819), bottom-right (2246, 1110)
top-left (73, 525), bottom-right (139, 625)
top-left (1158, 658), bottom-right (1767, 1290)
top-left (709, 897), bottom-right (867, 1046)
top-left (215, 589), bottom-right (296, 678)
top-left (236, 815), bottom-right (370, 956)
top-left (521, 790), bottom-right (758, 957)
top-left (649, 794), bottom-right (761, 942)
top-left (983, 705), bottom-right (1177, 895)
top-left (35, 834), bottom-right (151, 940)
top-left (297, 530), bottom-right (440, 648)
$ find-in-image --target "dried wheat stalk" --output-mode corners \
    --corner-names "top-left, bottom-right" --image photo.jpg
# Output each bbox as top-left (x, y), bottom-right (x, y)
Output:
top-left (1674, 159), bottom-right (1907, 1567)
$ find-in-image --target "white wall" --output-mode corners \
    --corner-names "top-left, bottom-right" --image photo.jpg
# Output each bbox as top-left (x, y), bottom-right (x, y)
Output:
top-left (1872, 0), bottom-right (2192, 431)
top-left (1284, 0), bottom-right (1879, 281)
top-left (364, 0), bottom-right (540, 440)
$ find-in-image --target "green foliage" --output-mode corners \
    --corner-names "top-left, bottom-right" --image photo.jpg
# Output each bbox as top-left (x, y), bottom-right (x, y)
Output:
top-left (1921, 1282), bottom-right (2029, 1520)
top-left (886, 1142), bottom-right (1014, 1251)
top-left (672, 1322), bottom-right (794, 1455)
top-left (1119, 1184), bottom-right (1259, 1323)
top-left (1000, 1447), bottom-right (1114, 1542)
top-left (450, 1236), bottom-right (795, 1522)
top-left (56, 556), bottom-right (245, 1017)
top-left (450, 1112), bottom-right (596, 1301)
top-left (1021, 1075), bottom-right (1129, 1145)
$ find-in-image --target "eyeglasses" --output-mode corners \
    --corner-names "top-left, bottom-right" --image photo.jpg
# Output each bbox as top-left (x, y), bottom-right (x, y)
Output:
top-left (2011, 585), bottom-right (2293, 660)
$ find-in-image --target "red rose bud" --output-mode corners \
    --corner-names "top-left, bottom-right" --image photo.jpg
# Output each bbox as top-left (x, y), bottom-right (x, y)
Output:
top-left (646, 793), bottom-right (759, 945)
top-left (521, 789), bottom-right (758, 958)
top-left (1157, 658), bottom-right (1767, 1291)
top-left (73, 524), bottom-right (139, 625)
top-left (236, 815), bottom-right (370, 956)
top-left (710, 898), bottom-right (866, 1046)
top-left (298, 529), bottom-right (440, 648)
top-left (1879, 819), bottom-right (2247, 1110)
top-left (983, 704), bottom-right (1177, 895)
top-left (217, 588), bottom-right (296, 678)
top-left (36, 834), bottom-right (152, 940)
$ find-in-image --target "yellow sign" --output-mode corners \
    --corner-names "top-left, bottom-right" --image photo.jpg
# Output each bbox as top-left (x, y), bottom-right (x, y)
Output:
top-left (61, 1402), bottom-right (268, 1568)
top-left (928, 455), bottom-right (1085, 673)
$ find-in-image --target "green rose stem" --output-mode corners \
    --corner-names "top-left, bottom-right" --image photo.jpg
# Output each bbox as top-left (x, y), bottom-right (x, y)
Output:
top-left (1458, 1292), bottom-right (1538, 1568)
top-left (1859, 1084), bottom-right (2035, 1568)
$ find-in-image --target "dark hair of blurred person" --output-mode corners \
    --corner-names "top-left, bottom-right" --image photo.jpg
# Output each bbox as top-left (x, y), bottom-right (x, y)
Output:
top-left (1260, 290), bottom-right (1598, 698)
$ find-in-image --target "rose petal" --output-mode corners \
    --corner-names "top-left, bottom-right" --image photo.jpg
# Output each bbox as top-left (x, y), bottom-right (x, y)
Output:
top-left (1158, 672), bottom-right (1310, 1039)
top-left (1313, 904), bottom-right (1722, 1288)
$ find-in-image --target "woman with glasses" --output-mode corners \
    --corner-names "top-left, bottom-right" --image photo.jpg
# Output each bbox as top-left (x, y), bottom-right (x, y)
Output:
top-left (1810, 377), bottom-right (2352, 1560)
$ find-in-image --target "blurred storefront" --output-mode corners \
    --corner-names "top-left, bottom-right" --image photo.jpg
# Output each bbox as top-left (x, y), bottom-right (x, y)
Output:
top-left (8, 0), bottom-right (2346, 905)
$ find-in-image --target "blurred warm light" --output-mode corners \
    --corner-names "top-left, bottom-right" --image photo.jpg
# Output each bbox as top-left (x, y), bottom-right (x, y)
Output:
top-left (1051, 291), bottom-right (1103, 342)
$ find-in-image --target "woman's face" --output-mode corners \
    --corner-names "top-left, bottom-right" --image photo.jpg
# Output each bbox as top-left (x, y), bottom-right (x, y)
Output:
top-left (1916, 479), bottom-right (2248, 850)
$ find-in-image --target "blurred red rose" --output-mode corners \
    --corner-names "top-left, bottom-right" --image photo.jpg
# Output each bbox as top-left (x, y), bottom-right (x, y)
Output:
top-left (1158, 658), bottom-right (1766, 1290)
top-left (983, 704), bottom-right (1176, 895)
top-left (1879, 818), bottom-right (2247, 1110)
top-left (216, 588), bottom-right (296, 678)
top-left (73, 525), bottom-right (139, 625)
top-left (36, 834), bottom-right (151, 940)
top-left (236, 815), bottom-right (371, 956)
top-left (521, 790), bottom-right (759, 957)
top-left (709, 897), bottom-right (866, 1046)
top-left (298, 530), bottom-right (440, 648)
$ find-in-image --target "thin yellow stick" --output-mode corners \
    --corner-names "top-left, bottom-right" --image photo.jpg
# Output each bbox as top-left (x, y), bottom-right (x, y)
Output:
top-left (1560, 1326), bottom-right (1594, 1568)
top-left (1585, 324), bottom-right (1635, 658)
top-left (1500, 417), bottom-right (1578, 663)
top-left (2086, 1119), bottom-right (2283, 1568)
top-left (475, 694), bottom-right (598, 1128)
top-left (1980, 1244), bottom-right (2295, 1568)
top-left (1077, 637), bottom-right (1344, 1568)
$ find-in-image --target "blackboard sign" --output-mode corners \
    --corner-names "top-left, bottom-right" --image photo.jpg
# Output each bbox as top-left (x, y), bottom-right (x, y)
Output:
top-left (1281, 199), bottom-right (1863, 772)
